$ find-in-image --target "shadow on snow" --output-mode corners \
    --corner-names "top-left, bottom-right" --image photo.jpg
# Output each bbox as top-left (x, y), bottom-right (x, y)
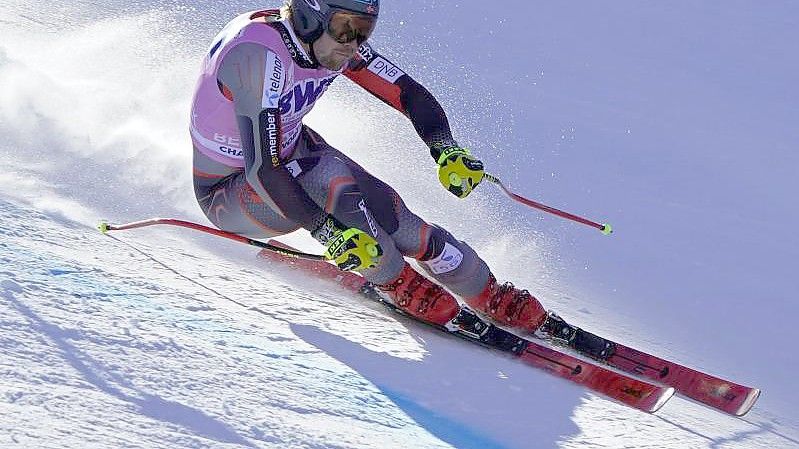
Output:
top-left (291, 321), bottom-right (584, 449)
top-left (1, 280), bottom-right (254, 448)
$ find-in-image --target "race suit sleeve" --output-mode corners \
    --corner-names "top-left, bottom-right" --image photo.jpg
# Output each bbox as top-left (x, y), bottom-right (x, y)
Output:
top-left (217, 42), bottom-right (322, 228)
top-left (343, 43), bottom-right (458, 161)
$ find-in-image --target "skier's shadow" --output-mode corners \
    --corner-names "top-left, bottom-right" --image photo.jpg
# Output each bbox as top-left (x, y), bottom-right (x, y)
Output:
top-left (2, 280), bottom-right (253, 448)
top-left (291, 319), bottom-right (584, 449)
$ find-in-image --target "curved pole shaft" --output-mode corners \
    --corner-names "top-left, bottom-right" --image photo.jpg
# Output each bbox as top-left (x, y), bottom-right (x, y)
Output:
top-left (484, 173), bottom-right (613, 235)
top-left (98, 218), bottom-right (327, 260)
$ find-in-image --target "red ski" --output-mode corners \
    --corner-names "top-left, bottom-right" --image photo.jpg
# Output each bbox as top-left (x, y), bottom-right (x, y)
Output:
top-left (605, 343), bottom-right (759, 415)
top-left (514, 339), bottom-right (674, 412)
top-left (258, 247), bottom-right (674, 413)
top-left (534, 310), bottom-right (761, 416)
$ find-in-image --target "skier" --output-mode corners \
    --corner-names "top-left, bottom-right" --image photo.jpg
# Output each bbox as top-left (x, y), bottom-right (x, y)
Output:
top-left (191, 0), bottom-right (547, 334)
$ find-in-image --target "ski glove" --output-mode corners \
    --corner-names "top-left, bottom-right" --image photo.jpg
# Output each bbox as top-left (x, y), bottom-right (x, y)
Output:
top-left (435, 146), bottom-right (485, 199)
top-left (311, 216), bottom-right (383, 272)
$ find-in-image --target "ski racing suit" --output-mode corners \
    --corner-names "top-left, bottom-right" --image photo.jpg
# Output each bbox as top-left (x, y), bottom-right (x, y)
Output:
top-left (191, 10), bottom-right (546, 330)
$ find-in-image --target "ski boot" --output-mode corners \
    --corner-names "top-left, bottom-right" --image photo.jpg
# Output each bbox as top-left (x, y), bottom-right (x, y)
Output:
top-left (538, 312), bottom-right (616, 360)
top-left (464, 274), bottom-right (547, 335)
top-left (377, 263), bottom-right (460, 326)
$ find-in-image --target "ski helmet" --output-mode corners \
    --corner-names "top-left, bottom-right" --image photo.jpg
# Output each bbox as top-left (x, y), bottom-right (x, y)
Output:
top-left (289, 0), bottom-right (379, 44)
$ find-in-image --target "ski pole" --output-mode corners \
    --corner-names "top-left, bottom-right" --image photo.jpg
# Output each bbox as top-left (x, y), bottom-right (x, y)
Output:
top-left (483, 173), bottom-right (613, 235)
top-left (97, 218), bottom-right (327, 261)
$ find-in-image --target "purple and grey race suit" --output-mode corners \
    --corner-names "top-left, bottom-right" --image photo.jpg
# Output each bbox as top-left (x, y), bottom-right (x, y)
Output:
top-left (191, 9), bottom-right (490, 294)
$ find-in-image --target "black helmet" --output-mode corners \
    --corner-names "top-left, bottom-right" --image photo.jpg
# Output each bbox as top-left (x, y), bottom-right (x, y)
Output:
top-left (290, 0), bottom-right (379, 44)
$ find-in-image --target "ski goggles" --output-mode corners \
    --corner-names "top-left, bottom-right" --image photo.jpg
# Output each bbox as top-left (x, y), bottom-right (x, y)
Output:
top-left (324, 10), bottom-right (377, 45)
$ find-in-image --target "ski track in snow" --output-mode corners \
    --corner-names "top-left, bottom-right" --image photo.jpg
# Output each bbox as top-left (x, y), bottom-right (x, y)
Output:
top-left (1, 198), bottom-right (797, 449)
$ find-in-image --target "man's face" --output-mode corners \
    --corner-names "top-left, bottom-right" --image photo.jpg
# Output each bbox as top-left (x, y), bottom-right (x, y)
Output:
top-left (312, 31), bottom-right (360, 71)
top-left (312, 10), bottom-right (376, 71)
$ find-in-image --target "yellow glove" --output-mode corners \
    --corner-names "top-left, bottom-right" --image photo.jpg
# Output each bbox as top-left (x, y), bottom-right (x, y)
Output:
top-left (436, 146), bottom-right (485, 198)
top-left (325, 228), bottom-right (382, 272)
top-left (311, 216), bottom-right (382, 272)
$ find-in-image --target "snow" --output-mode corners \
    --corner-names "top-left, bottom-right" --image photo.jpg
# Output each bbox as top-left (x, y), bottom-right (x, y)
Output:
top-left (2, 1), bottom-right (798, 448)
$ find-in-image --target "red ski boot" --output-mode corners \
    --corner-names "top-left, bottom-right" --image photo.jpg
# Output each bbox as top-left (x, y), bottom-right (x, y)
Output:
top-left (465, 274), bottom-right (547, 334)
top-left (377, 263), bottom-right (460, 326)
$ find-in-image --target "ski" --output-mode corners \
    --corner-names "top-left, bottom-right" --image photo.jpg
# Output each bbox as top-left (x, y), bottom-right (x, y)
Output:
top-left (418, 302), bottom-right (673, 413)
top-left (258, 248), bottom-right (674, 413)
top-left (539, 314), bottom-right (760, 416)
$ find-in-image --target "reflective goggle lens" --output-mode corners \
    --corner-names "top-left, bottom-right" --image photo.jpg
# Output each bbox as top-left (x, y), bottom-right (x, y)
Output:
top-left (326, 11), bottom-right (376, 44)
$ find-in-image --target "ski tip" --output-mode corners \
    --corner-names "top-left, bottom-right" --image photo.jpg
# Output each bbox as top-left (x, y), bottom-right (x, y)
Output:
top-left (734, 387), bottom-right (761, 417)
top-left (649, 386), bottom-right (676, 413)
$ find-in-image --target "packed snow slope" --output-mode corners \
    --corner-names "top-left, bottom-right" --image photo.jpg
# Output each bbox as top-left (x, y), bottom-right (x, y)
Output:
top-left (1, 1), bottom-right (798, 448)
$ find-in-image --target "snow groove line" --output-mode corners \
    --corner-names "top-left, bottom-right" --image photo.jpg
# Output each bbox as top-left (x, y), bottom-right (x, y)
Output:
top-left (102, 234), bottom-right (283, 323)
top-left (1, 280), bottom-right (256, 448)
top-left (737, 418), bottom-right (799, 448)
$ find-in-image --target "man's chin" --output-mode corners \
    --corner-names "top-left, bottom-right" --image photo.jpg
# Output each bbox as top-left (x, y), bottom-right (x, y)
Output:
top-left (321, 54), bottom-right (351, 71)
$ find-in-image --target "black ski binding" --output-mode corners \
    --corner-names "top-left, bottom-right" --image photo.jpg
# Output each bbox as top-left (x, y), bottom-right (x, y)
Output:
top-left (540, 312), bottom-right (616, 360)
top-left (449, 306), bottom-right (527, 354)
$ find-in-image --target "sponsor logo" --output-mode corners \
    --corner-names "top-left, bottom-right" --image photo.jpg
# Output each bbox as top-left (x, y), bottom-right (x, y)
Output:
top-left (621, 386), bottom-right (645, 399)
top-left (439, 146), bottom-right (465, 159)
top-left (464, 158), bottom-right (484, 171)
top-left (357, 43), bottom-right (374, 62)
top-left (262, 51), bottom-right (284, 108)
top-left (424, 242), bottom-right (463, 274)
top-left (367, 57), bottom-right (405, 83)
top-left (218, 146), bottom-right (243, 157)
top-left (264, 109), bottom-right (281, 167)
top-left (328, 233), bottom-right (346, 253)
top-left (282, 33), bottom-right (299, 59)
top-left (304, 0), bottom-right (321, 11)
top-left (314, 217), bottom-right (339, 244)
top-left (279, 76), bottom-right (338, 115)
top-left (358, 199), bottom-right (379, 237)
top-left (213, 133), bottom-right (243, 157)
top-left (285, 160), bottom-right (302, 178)
top-left (213, 133), bottom-right (241, 147)
top-left (191, 125), bottom-right (245, 160)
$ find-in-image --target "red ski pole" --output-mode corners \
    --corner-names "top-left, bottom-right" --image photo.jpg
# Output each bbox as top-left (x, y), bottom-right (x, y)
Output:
top-left (483, 173), bottom-right (613, 235)
top-left (97, 218), bottom-right (327, 260)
